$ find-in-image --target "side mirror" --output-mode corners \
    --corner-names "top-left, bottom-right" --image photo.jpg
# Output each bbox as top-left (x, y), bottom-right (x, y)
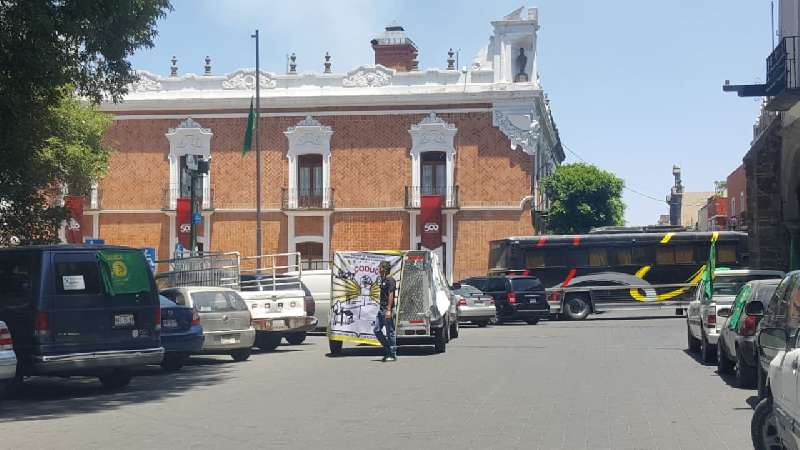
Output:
top-left (717, 307), bottom-right (732, 318)
top-left (758, 327), bottom-right (790, 352)
top-left (451, 283), bottom-right (461, 290)
top-left (745, 301), bottom-right (764, 316)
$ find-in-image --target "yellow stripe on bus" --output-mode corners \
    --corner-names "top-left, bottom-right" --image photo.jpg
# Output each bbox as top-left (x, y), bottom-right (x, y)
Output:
top-left (629, 264), bottom-right (706, 302)
top-left (660, 232), bottom-right (674, 244)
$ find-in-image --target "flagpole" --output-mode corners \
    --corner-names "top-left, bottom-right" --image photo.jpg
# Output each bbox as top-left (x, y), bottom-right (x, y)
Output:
top-left (252, 29), bottom-right (262, 262)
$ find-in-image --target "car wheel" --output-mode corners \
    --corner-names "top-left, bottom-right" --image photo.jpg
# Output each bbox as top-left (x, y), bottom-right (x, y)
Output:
top-left (329, 339), bottom-right (343, 355)
top-left (687, 323), bottom-right (700, 352)
top-left (450, 319), bottom-right (459, 339)
top-left (255, 333), bottom-right (282, 351)
top-left (564, 295), bottom-right (591, 321)
top-left (717, 342), bottom-right (734, 374)
top-left (525, 318), bottom-right (539, 325)
top-left (475, 321), bottom-right (489, 328)
top-left (434, 326), bottom-right (447, 353)
top-left (752, 397), bottom-right (781, 450)
top-left (700, 330), bottom-right (716, 364)
top-left (99, 369), bottom-right (133, 390)
top-left (736, 350), bottom-right (757, 389)
top-left (230, 348), bottom-right (251, 362)
top-left (161, 353), bottom-right (189, 372)
top-left (285, 332), bottom-right (307, 345)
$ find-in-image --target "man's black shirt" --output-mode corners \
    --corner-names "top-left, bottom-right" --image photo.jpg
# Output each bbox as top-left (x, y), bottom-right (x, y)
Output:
top-left (379, 276), bottom-right (396, 309)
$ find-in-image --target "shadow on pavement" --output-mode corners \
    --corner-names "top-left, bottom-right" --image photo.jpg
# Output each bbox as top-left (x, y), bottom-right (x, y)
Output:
top-left (585, 315), bottom-right (684, 322)
top-left (326, 344), bottom-right (438, 359)
top-left (0, 358), bottom-right (234, 422)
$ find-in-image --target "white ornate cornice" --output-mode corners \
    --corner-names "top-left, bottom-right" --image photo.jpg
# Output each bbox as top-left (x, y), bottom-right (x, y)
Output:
top-left (284, 115), bottom-right (333, 157)
top-left (222, 69), bottom-right (277, 90)
top-left (166, 117), bottom-right (213, 158)
top-left (493, 106), bottom-right (540, 155)
top-left (129, 70), bottom-right (162, 92)
top-left (342, 65), bottom-right (394, 87)
top-left (408, 112), bottom-right (458, 156)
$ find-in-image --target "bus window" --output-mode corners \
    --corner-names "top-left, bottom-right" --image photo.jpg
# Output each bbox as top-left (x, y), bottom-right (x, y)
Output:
top-left (589, 249), bottom-right (608, 267)
top-left (568, 250), bottom-right (588, 267)
top-left (655, 248), bottom-right (674, 265)
top-left (614, 248), bottom-right (632, 266)
top-left (717, 245), bottom-right (737, 264)
top-left (675, 246), bottom-right (694, 264)
top-left (525, 250), bottom-right (545, 268)
top-left (633, 247), bottom-right (652, 265)
top-left (489, 242), bottom-right (509, 269)
top-left (545, 250), bottom-right (567, 267)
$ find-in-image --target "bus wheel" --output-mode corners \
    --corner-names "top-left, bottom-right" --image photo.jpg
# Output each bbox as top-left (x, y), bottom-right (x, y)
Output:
top-left (564, 295), bottom-right (591, 321)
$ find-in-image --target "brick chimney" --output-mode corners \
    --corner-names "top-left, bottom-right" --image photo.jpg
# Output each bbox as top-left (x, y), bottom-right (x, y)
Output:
top-left (371, 24), bottom-right (418, 72)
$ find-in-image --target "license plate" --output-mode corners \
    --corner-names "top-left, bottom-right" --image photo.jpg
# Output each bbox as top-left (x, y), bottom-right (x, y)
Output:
top-left (220, 335), bottom-right (239, 345)
top-left (162, 319), bottom-right (178, 329)
top-left (114, 314), bottom-right (135, 328)
top-left (271, 320), bottom-right (287, 330)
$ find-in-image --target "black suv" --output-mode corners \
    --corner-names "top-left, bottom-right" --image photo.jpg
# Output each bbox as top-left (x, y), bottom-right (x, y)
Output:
top-left (755, 270), bottom-right (798, 398)
top-left (458, 275), bottom-right (549, 324)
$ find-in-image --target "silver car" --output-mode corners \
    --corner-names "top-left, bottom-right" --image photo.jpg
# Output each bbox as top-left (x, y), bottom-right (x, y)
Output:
top-left (0, 321), bottom-right (17, 397)
top-left (161, 287), bottom-right (256, 362)
top-left (452, 284), bottom-right (496, 327)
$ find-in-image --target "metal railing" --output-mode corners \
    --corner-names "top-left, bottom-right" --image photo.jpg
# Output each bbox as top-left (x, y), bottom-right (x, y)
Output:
top-left (162, 185), bottom-right (214, 210)
top-left (403, 185), bottom-right (459, 209)
top-left (301, 259), bottom-right (330, 270)
top-left (154, 252), bottom-right (241, 290)
top-left (281, 187), bottom-right (333, 210)
top-left (766, 35), bottom-right (800, 96)
top-left (239, 252), bottom-right (303, 291)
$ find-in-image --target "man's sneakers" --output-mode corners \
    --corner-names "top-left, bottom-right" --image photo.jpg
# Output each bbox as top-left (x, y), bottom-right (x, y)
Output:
top-left (382, 356), bottom-right (397, 362)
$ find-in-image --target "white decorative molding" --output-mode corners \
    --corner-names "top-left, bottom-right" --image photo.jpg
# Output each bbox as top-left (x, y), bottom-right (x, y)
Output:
top-left (165, 118), bottom-right (214, 210)
top-left (408, 112), bottom-right (458, 207)
top-left (222, 69), bottom-right (277, 90)
top-left (284, 116), bottom-right (333, 208)
top-left (342, 65), bottom-right (394, 87)
top-left (130, 70), bottom-right (162, 92)
top-left (493, 107), bottom-right (540, 155)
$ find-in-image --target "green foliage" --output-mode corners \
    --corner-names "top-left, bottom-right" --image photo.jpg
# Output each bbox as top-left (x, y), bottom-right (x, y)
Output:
top-left (0, 0), bottom-right (172, 245)
top-left (542, 163), bottom-right (626, 234)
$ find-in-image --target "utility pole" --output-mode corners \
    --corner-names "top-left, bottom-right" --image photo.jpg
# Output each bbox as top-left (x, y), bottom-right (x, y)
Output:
top-left (189, 160), bottom-right (197, 255)
top-left (252, 29), bottom-right (262, 262)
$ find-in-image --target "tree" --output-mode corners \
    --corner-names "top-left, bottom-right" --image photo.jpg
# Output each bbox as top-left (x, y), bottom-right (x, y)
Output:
top-left (0, 0), bottom-right (172, 244)
top-left (542, 163), bottom-right (625, 234)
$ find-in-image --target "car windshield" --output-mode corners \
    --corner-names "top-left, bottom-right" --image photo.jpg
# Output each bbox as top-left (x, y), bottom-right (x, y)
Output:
top-left (454, 285), bottom-right (483, 296)
top-left (510, 277), bottom-right (543, 292)
top-left (754, 283), bottom-right (779, 303)
top-left (191, 291), bottom-right (247, 312)
top-left (714, 275), bottom-right (782, 296)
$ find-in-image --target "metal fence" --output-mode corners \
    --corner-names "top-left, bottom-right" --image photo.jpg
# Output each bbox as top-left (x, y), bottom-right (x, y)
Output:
top-left (397, 251), bottom-right (431, 323)
top-left (239, 252), bottom-right (303, 291)
top-left (154, 252), bottom-right (241, 290)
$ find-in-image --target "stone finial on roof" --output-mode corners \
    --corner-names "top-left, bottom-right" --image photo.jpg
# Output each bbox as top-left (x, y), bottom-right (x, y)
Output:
top-left (170, 56), bottom-right (178, 77)
top-left (289, 53), bottom-right (297, 74)
top-left (204, 56), bottom-right (212, 75)
top-left (324, 52), bottom-right (331, 73)
top-left (447, 48), bottom-right (455, 70)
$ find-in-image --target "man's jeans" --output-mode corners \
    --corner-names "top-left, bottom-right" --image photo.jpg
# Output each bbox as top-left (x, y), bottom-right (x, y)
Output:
top-left (374, 308), bottom-right (396, 358)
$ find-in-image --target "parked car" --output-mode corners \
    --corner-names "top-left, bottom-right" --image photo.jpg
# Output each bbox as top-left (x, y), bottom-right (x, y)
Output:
top-left (457, 275), bottom-right (549, 324)
top-left (239, 273), bottom-right (317, 350)
top-left (0, 245), bottom-right (164, 390)
top-left (687, 269), bottom-right (784, 364)
top-left (158, 295), bottom-right (204, 371)
top-left (451, 283), bottom-right (496, 327)
top-left (756, 270), bottom-right (800, 399)
top-left (716, 279), bottom-right (779, 388)
top-left (0, 320), bottom-right (17, 397)
top-left (160, 287), bottom-right (255, 362)
top-left (751, 319), bottom-right (800, 449)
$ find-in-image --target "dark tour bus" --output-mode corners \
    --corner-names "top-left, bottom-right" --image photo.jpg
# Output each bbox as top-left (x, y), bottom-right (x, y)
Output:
top-left (488, 229), bottom-right (749, 320)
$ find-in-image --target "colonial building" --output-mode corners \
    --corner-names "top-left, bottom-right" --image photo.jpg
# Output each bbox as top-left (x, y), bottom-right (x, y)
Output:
top-left (84, 7), bottom-right (564, 282)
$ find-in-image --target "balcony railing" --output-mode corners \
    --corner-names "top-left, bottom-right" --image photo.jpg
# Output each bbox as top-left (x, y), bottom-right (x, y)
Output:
top-left (281, 188), bottom-right (334, 210)
top-left (724, 36), bottom-right (800, 110)
top-left (404, 185), bottom-right (459, 209)
top-left (162, 185), bottom-right (214, 210)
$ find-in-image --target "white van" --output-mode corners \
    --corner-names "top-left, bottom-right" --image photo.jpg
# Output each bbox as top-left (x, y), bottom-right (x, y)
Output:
top-left (288, 269), bottom-right (331, 331)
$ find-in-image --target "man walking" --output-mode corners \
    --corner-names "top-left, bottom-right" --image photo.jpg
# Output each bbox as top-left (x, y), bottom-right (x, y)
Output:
top-left (374, 260), bottom-right (397, 362)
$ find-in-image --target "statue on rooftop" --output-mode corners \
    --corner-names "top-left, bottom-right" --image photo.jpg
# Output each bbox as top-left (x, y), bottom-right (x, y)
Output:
top-left (514, 48), bottom-right (528, 82)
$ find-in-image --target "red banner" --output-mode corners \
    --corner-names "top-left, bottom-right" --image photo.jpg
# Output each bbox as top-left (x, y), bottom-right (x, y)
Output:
top-left (63, 195), bottom-right (83, 244)
top-left (420, 195), bottom-right (443, 250)
top-left (176, 197), bottom-right (191, 250)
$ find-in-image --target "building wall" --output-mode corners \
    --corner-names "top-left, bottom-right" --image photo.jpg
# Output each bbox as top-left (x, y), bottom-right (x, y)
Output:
top-left (452, 210), bottom-right (531, 281)
top-left (331, 212), bottom-right (409, 252)
top-left (98, 213), bottom-right (170, 258)
top-left (726, 164), bottom-right (746, 226)
top-left (210, 212), bottom-right (287, 257)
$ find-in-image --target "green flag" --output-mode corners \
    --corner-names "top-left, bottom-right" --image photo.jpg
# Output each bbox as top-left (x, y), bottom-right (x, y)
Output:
top-left (242, 97), bottom-right (255, 156)
top-left (98, 250), bottom-right (151, 295)
top-left (701, 232), bottom-right (718, 300)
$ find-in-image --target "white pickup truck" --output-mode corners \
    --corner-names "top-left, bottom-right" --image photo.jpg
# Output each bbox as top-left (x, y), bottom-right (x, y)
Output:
top-left (239, 253), bottom-right (318, 351)
top-left (687, 269), bottom-right (784, 364)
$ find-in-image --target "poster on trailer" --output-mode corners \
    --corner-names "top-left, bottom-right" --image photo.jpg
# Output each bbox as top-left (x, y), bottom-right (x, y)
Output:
top-left (329, 251), bottom-right (403, 346)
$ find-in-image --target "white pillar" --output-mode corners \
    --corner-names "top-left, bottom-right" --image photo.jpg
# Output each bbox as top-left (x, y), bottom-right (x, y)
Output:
top-left (446, 151), bottom-right (455, 207)
top-left (287, 214), bottom-right (295, 254)
top-left (322, 154), bottom-right (331, 208)
top-left (323, 213), bottom-right (331, 261)
top-left (168, 154), bottom-right (178, 209)
top-left (167, 212), bottom-right (176, 258)
top-left (203, 212), bottom-right (212, 250)
top-left (409, 212), bottom-right (417, 250)
top-left (411, 152), bottom-right (420, 207)
top-left (287, 155), bottom-right (298, 208)
top-left (92, 213), bottom-right (99, 239)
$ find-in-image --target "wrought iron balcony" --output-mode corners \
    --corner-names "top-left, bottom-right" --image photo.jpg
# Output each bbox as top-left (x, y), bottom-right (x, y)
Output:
top-left (162, 185), bottom-right (214, 210)
top-left (724, 36), bottom-right (800, 111)
top-left (403, 185), bottom-right (459, 209)
top-left (281, 188), bottom-right (334, 210)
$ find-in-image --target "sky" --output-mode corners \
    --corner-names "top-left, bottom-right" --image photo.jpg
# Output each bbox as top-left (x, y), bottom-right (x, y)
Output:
top-left (130, 0), bottom-right (773, 226)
